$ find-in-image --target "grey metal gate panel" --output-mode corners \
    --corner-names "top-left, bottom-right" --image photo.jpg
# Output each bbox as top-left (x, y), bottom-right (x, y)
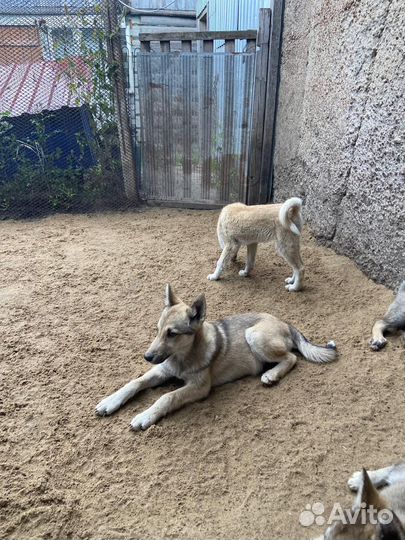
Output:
top-left (137, 50), bottom-right (256, 205)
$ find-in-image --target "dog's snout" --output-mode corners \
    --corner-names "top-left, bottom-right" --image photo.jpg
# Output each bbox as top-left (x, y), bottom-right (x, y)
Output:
top-left (144, 352), bottom-right (155, 362)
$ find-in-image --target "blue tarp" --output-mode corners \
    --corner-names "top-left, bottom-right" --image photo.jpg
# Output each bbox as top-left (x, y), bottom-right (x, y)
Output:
top-left (1, 105), bottom-right (97, 181)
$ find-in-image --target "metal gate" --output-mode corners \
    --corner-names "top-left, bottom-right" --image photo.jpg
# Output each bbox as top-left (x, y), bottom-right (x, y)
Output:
top-left (135, 9), bottom-right (275, 207)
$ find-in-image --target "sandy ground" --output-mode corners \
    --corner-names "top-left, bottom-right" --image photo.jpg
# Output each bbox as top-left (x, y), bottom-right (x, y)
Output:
top-left (0, 208), bottom-right (403, 540)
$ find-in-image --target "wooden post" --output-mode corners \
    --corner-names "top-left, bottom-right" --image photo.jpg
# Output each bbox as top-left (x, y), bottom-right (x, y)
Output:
top-left (104, 0), bottom-right (139, 203)
top-left (261, 0), bottom-right (284, 201)
top-left (246, 8), bottom-right (271, 205)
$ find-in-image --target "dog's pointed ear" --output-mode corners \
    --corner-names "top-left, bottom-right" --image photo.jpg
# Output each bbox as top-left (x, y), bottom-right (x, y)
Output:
top-left (188, 293), bottom-right (206, 328)
top-left (355, 469), bottom-right (387, 510)
top-left (165, 284), bottom-right (180, 307)
top-left (377, 510), bottom-right (405, 540)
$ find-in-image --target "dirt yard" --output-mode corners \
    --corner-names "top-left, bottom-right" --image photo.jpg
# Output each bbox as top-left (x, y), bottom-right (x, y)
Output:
top-left (0, 208), bottom-right (403, 539)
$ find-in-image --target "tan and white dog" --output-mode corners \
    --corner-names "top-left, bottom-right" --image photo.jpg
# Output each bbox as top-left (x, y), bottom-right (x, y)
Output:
top-left (207, 197), bottom-right (305, 291)
top-left (95, 285), bottom-right (337, 431)
top-left (370, 281), bottom-right (405, 351)
top-left (320, 463), bottom-right (405, 540)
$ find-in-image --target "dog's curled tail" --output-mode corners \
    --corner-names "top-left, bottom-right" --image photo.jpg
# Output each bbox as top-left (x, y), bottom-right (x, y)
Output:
top-left (289, 325), bottom-right (337, 364)
top-left (279, 197), bottom-right (303, 236)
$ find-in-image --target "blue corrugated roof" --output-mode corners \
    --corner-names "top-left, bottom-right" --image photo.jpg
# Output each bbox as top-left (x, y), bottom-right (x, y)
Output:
top-left (0, 0), bottom-right (94, 16)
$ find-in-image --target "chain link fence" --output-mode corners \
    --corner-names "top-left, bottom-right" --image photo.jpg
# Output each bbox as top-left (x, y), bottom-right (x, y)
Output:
top-left (0, 0), bottom-right (137, 219)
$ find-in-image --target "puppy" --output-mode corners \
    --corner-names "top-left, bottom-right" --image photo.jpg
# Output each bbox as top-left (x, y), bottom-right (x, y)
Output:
top-left (320, 464), bottom-right (405, 540)
top-left (207, 197), bottom-right (305, 291)
top-left (370, 281), bottom-right (405, 350)
top-left (96, 284), bottom-right (337, 431)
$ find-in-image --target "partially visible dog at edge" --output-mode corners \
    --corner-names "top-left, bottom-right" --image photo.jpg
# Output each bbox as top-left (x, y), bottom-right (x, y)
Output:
top-left (370, 281), bottom-right (405, 351)
top-left (96, 284), bottom-right (337, 431)
top-left (317, 463), bottom-right (405, 540)
top-left (207, 197), bottom-right (305, 291)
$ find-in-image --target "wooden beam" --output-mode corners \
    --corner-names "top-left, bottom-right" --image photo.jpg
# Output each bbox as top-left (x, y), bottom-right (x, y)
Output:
top-left (139, 30), bottom-right (257, 42)
top-left (124, 9), bottom-right (196, 18)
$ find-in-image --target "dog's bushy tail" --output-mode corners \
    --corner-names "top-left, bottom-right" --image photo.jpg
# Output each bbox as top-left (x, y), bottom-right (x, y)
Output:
top-left (384, 280), bottom-right (405, 331)
top-left (289, 325), bottom-right (337, 364)
top-left (279, 197), bottom-right (303, 236)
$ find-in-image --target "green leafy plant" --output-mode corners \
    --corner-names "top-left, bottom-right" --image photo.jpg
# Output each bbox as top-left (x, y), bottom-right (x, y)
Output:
top-left (0, 1), bottom-right (126, 219)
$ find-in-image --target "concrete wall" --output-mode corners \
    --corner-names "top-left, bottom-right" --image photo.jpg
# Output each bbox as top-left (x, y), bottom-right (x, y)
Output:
top-left (273, 0), bottom-right (405, 288)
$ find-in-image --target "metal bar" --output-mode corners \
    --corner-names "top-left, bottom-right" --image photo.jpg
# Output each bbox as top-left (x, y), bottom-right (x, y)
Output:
top-left (200, 52), bottom-right (214, 199)
top-left (220, 51), bottom-right (235, 201)
top-left (182, 54), bottom-right (192, 198)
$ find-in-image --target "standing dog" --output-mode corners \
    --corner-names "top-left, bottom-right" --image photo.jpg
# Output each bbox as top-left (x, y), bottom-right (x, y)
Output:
top-left (370, 281), bottom-right (405, 351)
top-left (207, 197), bottom-right (304, 291)
top-left (320, 463), bottom-right (405, 540)
top-left (96, 285), bottom-right (337, 431)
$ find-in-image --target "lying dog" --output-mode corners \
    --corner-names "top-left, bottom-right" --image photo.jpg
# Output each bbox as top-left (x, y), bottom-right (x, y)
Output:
top-left (207, 197), bottom-right (304, 291)
top-left (370, 281), bottom-right (405, 351)
top-left (320, 463), bottom-right (405, 540)
top-left (96, 285), bottom-right (337, 431)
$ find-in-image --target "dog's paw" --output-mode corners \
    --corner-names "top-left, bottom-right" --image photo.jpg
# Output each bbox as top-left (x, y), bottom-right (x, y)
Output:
top-left (285, 276), bottom-right (294, 284)
top-left (261, 372), bottom-right (279, 386)
top-left (130, 411), bottom-right (156, 431)
top-left (327, 340), bottom-right (337, 350)
top-left (95, 394), bottom-right (123, 416)
top-left (285, 283), bottom-right (301, 292)
top-left (239, 269), bottom-right (250, 277)
top-left (207, 273), bottom-right (219, 281)
top-left (369, 337), bottom-right (387, 351)
top-left (348, 470), bottom-right (363, 491)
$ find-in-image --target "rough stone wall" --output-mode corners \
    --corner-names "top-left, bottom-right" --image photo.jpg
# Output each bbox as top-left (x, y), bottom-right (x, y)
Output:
top-left (273, 0), bottom-right (405, 288)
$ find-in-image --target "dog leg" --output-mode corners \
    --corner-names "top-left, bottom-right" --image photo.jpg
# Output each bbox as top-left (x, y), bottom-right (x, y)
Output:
top-left (231, 245), bottom-right (240, 263)
top-left (278, 242), bottom-right (304, 292)
top-left (208, 243), bottom-right (238, 281)
top-left (370, 319), bottom-right (388, 351)
top-left (95, 366), bottom-right (168, 416)
top-left (239, 243), bottom-right (258, 277)
top-left (348, 465), bottom-right (397, 491)
top-left (130, 381), bottom-right (210, 431)
top-left (261, 352), bottom-right (297, 386)
top-left (246, 325), bottom-right (297, 385)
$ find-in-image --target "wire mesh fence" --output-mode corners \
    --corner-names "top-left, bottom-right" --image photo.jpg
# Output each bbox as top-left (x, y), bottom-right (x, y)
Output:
top-left (0, 0), bottom-right (134, 219)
